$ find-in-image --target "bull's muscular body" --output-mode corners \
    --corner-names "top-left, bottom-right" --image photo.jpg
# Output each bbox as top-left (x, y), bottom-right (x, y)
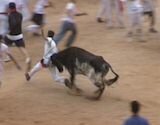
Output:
top-left (51, 47), bottom-right (119, 100)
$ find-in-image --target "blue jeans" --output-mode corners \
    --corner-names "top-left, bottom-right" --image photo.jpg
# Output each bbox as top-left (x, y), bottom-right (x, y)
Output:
top-left (54, 21), bottom-right (77, 47)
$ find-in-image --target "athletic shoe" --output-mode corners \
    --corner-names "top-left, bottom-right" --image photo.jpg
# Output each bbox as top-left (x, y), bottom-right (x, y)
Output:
top-left (97, 18), bottom-right (104, 23)
top-left (25, 73), bottom-right (30, 81)
top-left (149, 28), bottom-right (158, 33)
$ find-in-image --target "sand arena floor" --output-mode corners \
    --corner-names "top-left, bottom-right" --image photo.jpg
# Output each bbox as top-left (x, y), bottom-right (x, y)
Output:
top-left (0, 0), bottom-right (160, 125)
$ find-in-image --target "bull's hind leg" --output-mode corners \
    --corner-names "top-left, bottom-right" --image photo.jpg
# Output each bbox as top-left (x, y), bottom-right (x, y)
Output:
top-left (93, 82), bottom-right (105, 100)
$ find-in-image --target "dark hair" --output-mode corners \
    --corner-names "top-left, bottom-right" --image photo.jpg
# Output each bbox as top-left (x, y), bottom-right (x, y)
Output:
top-left (47, 30), bottom-right (54, 38)
top-left (9, 2), bottom-right (16, 9)
top-left (130, 100), bottom-right (140, 114)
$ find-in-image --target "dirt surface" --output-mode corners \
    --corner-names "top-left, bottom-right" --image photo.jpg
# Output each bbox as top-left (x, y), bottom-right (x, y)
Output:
top-left (0, 0), bottom-right (160, 125)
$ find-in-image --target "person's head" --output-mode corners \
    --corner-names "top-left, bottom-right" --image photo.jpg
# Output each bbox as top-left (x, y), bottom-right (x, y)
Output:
top-left (9, 2), bottom-right (16, 9)
top-left (47, 30), bottom-right (55, 38)
top-left (130, 100), bottom-right (141, 115)
top-left (8, 2), bottom-right (16, 12)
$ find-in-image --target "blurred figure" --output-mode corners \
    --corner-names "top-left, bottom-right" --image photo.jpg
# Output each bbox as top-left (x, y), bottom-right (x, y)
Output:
top-left (0, 0), bottom-right (9, 38)
top-left (141, 0), bottom-right (158, 33)
top-left (4, 2), bottom-right (31, 73)
top-left (54, 0), bottom-right (87, 48)
top-left (0, 35), bottom-right (21, 87)
top-left (96, 0), bottom-right (108, 23)
top-left (126, 0), bottom-right (143, 37)
top-left (106, 0), bottom-right (125, 28)
top-left (123, 100), bottom-right (150, 125)
top-left (26, 0), bottom-right (52, 36)
top-left (25, 30), bottom-right (66, 84)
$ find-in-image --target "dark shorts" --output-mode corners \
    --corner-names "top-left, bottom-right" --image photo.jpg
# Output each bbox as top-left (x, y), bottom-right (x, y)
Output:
top-left (4, 36), bottom-right (25, 48)
top-left (143, 11), bottom-right (153, 17)
top-left (31, 13), bottom-right (44, 26)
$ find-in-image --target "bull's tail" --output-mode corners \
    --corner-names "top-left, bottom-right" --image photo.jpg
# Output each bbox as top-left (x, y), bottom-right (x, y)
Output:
top-left (104, 64), bottom-right (119, 86)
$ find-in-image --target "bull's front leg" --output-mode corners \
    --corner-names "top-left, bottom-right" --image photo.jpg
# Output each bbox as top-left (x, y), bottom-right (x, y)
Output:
top-left (93, 82), bottom-right (105, 100)
top-left (67, 69), bottom-right (83, 96)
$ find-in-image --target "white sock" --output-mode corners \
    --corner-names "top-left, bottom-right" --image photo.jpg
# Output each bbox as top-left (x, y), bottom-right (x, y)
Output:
top-left (29, 62), bottom-right (42, 78)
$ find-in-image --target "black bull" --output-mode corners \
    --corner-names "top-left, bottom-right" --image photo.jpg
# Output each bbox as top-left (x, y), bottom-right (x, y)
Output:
top-left (50, 47), bottom-right (119, 99)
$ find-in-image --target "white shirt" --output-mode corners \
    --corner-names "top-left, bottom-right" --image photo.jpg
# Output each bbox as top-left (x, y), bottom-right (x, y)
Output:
top-left (62, 2), bottom-right (77, 23)
top-left (127, 0), bottom-right (143, 14)
top-left (34, 0), bottom-right (48, 14)
top-left (0, 43), bottom-right (9, 62)
top-left (43, 37), bottom-right (58, 60)
top-left (0, 0), bottom-right (9, 13)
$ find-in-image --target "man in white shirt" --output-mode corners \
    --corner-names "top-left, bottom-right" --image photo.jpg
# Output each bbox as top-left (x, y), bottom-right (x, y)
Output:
top-left (25, 30), bottom-right (66, 84)
top-left (54, 0), bottom-right (87, 48)
top-left (141, 0), bottom-right (158, 33)
top-left (0, 35), bottom-right (21, 86)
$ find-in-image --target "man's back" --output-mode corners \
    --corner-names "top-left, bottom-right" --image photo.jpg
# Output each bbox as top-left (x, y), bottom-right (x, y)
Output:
top-left (8, 11), bottom-right (22, 35)
top-left (124, 115), bottom-right (149, 125)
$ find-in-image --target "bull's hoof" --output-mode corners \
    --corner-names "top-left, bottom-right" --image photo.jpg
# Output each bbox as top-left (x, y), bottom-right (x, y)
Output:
top-left (64, 79), bottom-right (72, 89)
top-left (85, 95), bottom-right (100, 101)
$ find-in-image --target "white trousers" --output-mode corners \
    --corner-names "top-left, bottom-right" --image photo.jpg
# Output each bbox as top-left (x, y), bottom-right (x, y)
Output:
top-left (106, 0), bottom-right (124, 27)
top-left (128, 12), bottom-right (142, 32)
top-left (0, 15), bottom-right (8, 36)
top-left (97, 0), bottom-right (108, 19)
top-left (28, 61), bottom-right (65, 84)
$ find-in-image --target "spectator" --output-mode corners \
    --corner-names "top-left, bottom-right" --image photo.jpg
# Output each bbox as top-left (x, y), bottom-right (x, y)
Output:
top-left (123, 100), bottom-right (150, 125)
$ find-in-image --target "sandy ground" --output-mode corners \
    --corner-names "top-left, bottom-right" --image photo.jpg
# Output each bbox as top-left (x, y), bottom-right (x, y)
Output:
top-left (0, 0), bottom-right (160, 125)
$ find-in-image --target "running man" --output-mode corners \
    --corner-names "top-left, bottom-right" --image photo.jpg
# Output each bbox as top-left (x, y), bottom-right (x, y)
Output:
top-left (26, 0), bottom-right (52, 36)
top-left (25, 29), bottom-right (67, 84)
top-left (4, 2), bottom-right (31, 73)
top-left (54, 0), bottom-right (87, 48)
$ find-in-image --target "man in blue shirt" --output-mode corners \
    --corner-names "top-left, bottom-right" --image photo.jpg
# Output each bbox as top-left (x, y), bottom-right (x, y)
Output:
top-left (123, 100), bottom-right (150, 125)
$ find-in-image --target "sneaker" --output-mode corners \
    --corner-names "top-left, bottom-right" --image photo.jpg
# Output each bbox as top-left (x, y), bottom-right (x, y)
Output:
top-left (149, 28), bottom-right (158, 33)
top-left (25, 73), bottom-right (30, 81)
top-left (97, 18), bottom-right (104, 23)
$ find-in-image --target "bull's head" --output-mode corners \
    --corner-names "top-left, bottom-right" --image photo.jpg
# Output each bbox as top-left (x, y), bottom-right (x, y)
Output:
top-left (50, 54), bottom-right (64, 73)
